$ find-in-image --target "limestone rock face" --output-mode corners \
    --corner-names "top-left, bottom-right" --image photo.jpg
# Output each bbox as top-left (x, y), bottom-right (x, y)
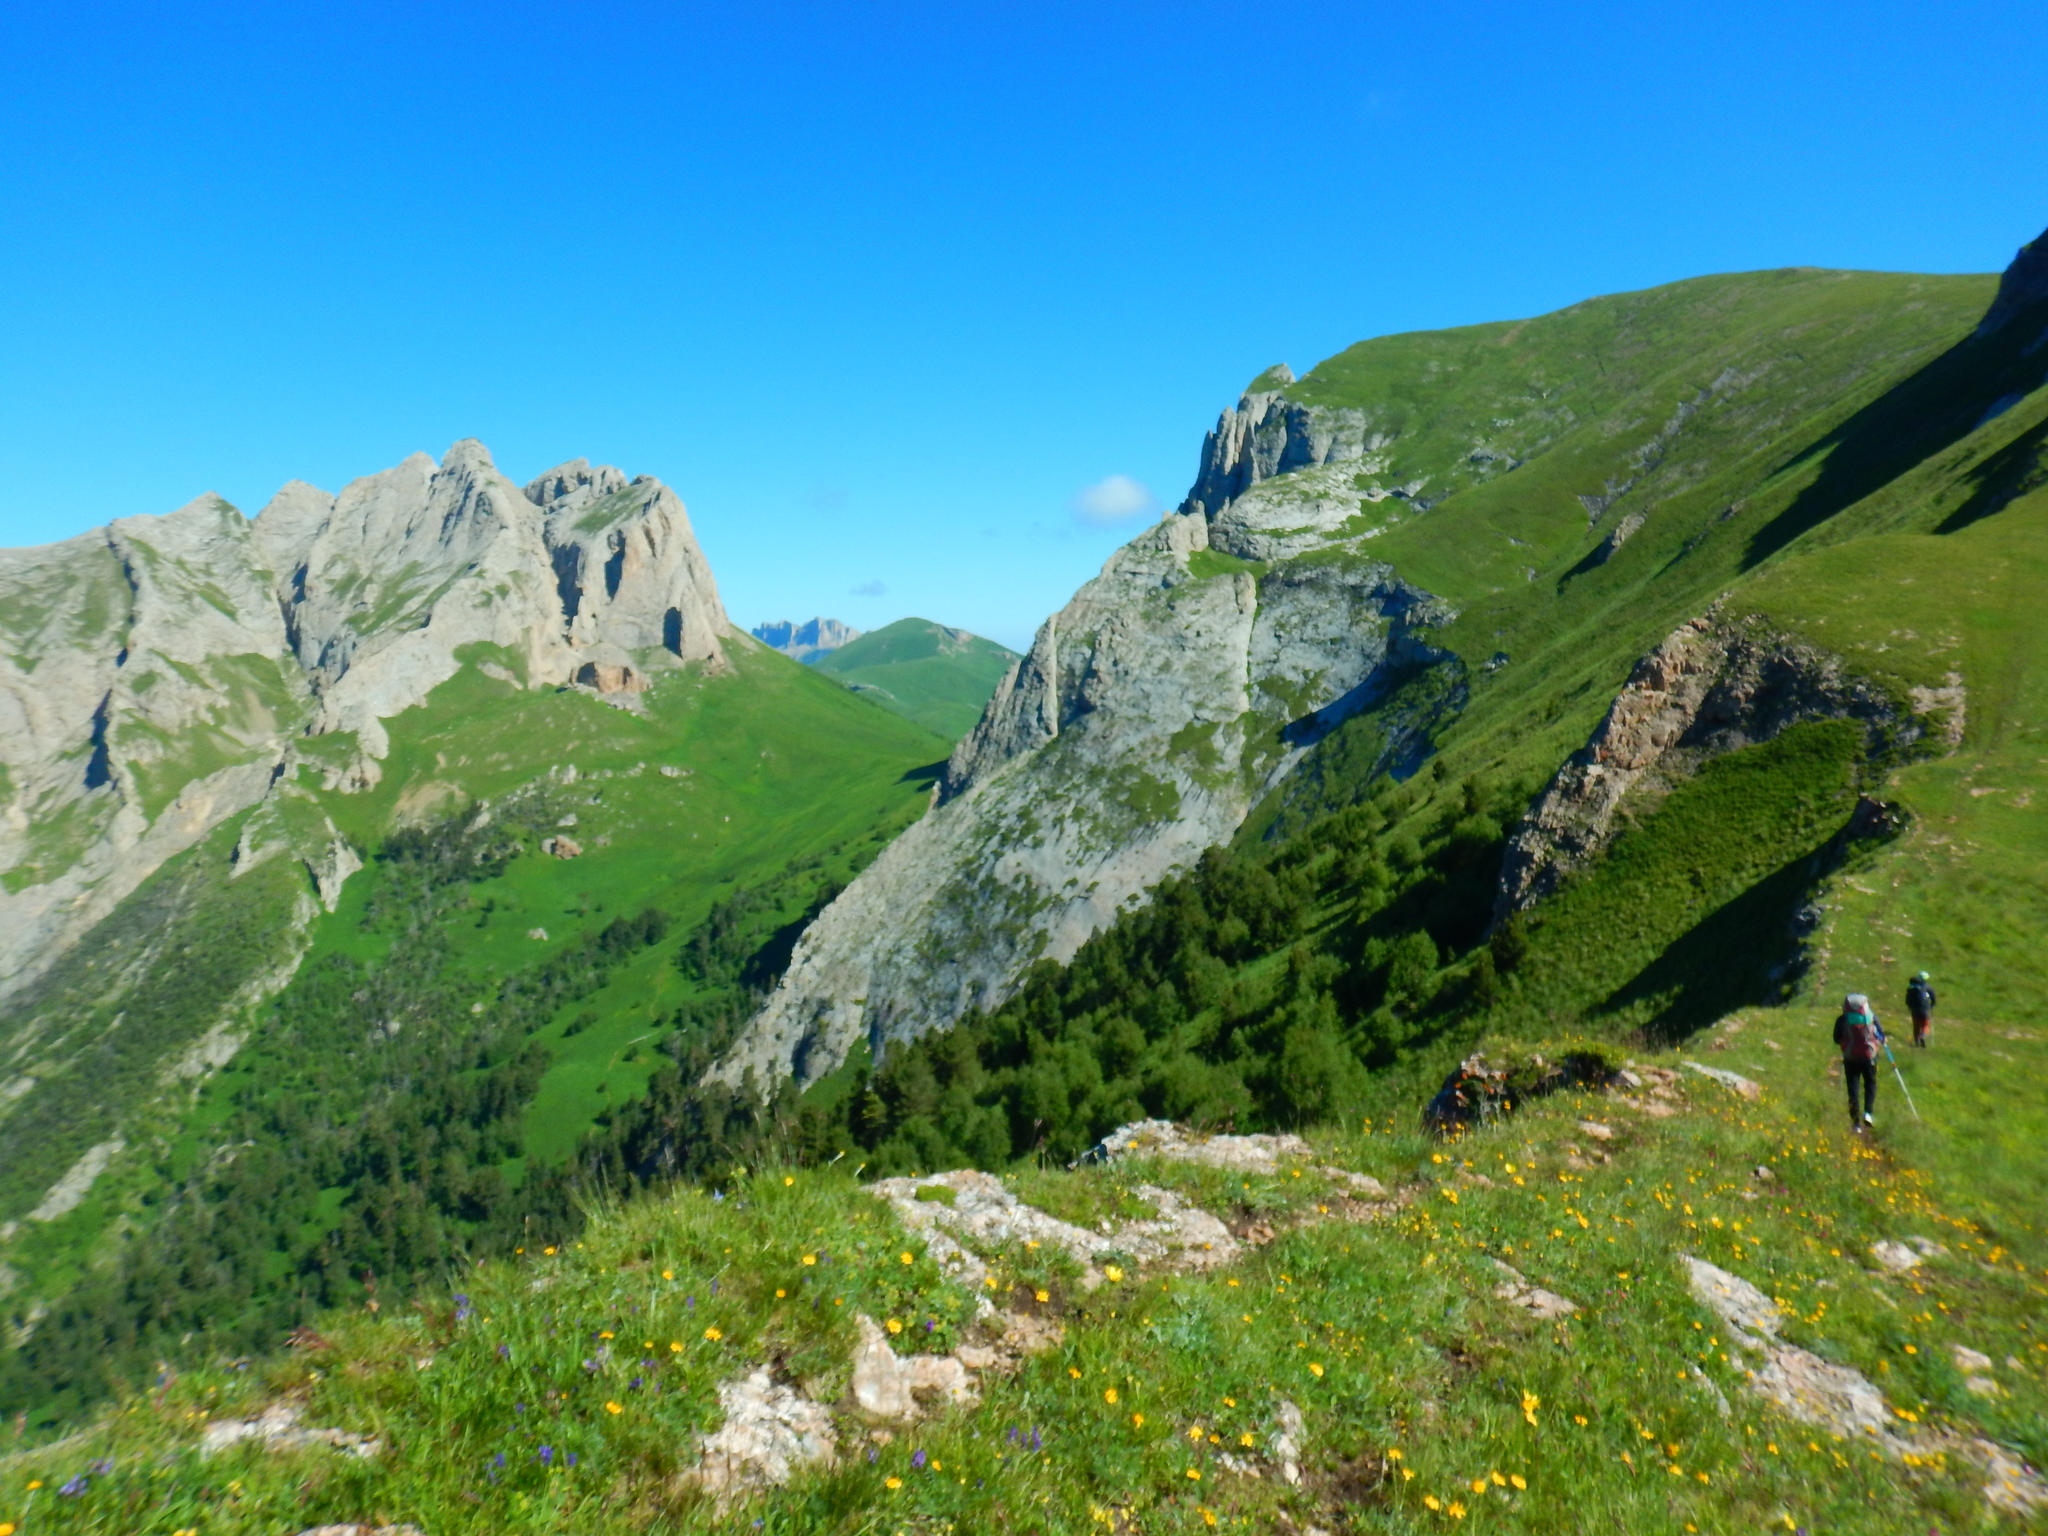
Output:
top-left (0, 441), bottom-right (731, 1002)
top-left (1492, 613), bottom-right (1918, 922)
top-left (1180, 382), bottom-right (1393, 521)
top-left (723, 478), bottom-right (1454, 1089)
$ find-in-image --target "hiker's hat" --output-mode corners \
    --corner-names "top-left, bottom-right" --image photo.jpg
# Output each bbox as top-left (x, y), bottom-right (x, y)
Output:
top-left (1846, 992), bottom-right (1871, 1011)
top-left (1914, 970), bottom-right (1930, 981)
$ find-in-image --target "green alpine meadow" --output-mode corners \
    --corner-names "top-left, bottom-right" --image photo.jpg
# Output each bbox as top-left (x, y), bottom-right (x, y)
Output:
top-left (2, 224), bottom-right (2047, 1536)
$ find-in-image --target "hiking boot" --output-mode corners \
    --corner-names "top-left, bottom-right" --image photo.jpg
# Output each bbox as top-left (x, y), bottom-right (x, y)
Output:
top-left (1863, 1114), bottom-right (1876, 1128)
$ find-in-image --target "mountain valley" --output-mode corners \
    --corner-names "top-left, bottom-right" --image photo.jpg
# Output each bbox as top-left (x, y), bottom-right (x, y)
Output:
top-left (2, 228), bottom-right (2047, 1535)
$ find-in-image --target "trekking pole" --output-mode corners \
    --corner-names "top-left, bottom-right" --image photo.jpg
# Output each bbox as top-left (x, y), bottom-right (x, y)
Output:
top-left (1881, 1037), bottom-right (1921, 1122)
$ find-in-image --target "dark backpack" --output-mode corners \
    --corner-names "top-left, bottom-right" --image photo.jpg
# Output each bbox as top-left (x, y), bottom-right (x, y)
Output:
top-left (1906, 981), bottom-right (1934, 1017)
top-left (1840, 1011), bottom-right (1879, 1063)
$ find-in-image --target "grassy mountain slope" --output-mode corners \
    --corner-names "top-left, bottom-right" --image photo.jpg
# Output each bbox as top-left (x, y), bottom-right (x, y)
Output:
top-left (8, 251), bottom-right (2048, 1533)
top-left (810, 618), bottom-right (1020, 740)
top-left (8, 1015), bottom-right (2042, 1534)
top-left (0, 641), bottom-right (947, 1424)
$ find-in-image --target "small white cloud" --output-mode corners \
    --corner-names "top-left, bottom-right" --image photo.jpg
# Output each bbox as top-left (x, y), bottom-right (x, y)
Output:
top-left (1071, 474), bottom-right (1160, 528)
top-left (850, 579), bottom-right (887, 597)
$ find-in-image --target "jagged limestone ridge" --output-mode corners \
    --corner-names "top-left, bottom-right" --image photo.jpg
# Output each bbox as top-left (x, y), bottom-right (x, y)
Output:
top-left (0, 441), bottom-right (733, 1003)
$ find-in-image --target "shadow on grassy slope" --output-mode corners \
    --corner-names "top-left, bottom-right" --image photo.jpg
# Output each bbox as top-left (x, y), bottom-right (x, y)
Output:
top-left (1744, 295), bottom-right (2048, 566)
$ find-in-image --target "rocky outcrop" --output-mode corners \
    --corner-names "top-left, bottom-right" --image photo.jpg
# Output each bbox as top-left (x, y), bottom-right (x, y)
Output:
top-left (1682, 1254), bottom-right (2046, 1515)
top-left (723, 496), bottom-right (1453, 1088)
top-left (1179, 373), bottom-right (1395, 520)
top-left (682, 1368), bottom-right (839, 1507)
top-left (752, 617), bottom-right (860, 662)
top-left (1493, 613), bottom-right (1916, 919)
top-left (0, 440), bottom-right (733, 1002)
top-left (1975, 222), bottom-right (2048, 338)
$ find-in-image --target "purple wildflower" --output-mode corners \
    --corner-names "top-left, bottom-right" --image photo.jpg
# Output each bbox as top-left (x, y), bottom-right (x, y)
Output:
top-left (494, 1452), bottom-right (507, 1468)
top-left (58, 1474), bottom-right (89, 1496)
top-left (89, 1459), bottom-right (114, 1474)
top-left (538, 1445), bottom-right (554, 1465)
top-left (454, 1293), bottom-right (473, 1323)
top-left (498, 1343), bottom-right (511, 1359)
top-left (568, 1452), bottom-right (579, 1467)
top-left (912, 1449), bottom-right (927, 1469)
top-left (1031, 1427), bottom-right (1042, 1451)
top-left (514, 1402), bottom-right (526, 1414)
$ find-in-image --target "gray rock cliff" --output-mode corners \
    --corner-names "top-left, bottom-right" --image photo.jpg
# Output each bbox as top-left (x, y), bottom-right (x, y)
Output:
top-left (721, 457), bottom-right (1453, 1089)
top-left (0, 441), bottom-right (732, 1001)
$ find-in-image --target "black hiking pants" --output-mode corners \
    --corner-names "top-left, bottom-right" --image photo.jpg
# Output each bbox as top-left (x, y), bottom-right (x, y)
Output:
top-left (1845, 1059), bottom-right (1877, 1122)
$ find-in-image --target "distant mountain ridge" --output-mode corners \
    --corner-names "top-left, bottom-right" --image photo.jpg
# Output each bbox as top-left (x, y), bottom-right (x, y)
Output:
top-left (811, 619), bottom-right (1021, 740)
top-left (752, 616), bottom-right (860, 662)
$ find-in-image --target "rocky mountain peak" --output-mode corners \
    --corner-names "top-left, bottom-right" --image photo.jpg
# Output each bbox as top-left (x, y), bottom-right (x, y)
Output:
top-left (0, 439), bottom-right (735, 1003)
top-left (524, 457), bottom-right (631, 511)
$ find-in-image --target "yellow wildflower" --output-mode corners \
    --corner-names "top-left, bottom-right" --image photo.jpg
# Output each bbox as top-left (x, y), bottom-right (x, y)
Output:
top-left (1104, 1265), bottom-right (1125, 1282)
top-left (543, 1246), bottom-right (557, 1256)
top-left (1510, 1474), bottom-right (1527, 1489)
top-left (776, 1288), bottom-right (786, 1298)
top-left (801, 1254), bottom-right (817, 1266)
top-left (1491, 1470), bottom-right (1506, 1486)
top-left (704, 1326), bottom-right (723, 1341)
top-left (885, 1476), bottom-right (903, 1490)
top-left (1185, 1468), bottom-right (1202, 1481)
top-left (1309, 1362), bottom-right (1324, 1378)
top-left (1132, 1413), bottom-right (1145, 1427)
top-left (784, 1176), bottom-right (794, 1185)
top-left (1425, 1495), bottom-right (1442, 1510)
top-left (1104, 1388), bottom-right (1119, 1404)
top-left (900, 1251), bottom-right (914, 1265)
top-left (1036, 1288), bottom-right (1050, 1303)
top-left (599, 1330), bottom-right (614, 1339)
top-left (1240, 1433), bottom-right (1255, 1447)
top-left (1471, 1478), bottom-right (1487, 1494)
top-left (669, 1341), bottom-right (682, 1353)
top-left (605, 1401), bottom-right (623, 1414)
top-left (886, 1318), bottom-right (904, 1334)
top-left (662, 1268), bottom-right (674, 1280)
top-left (1070, 1367), bottom-right (1082, 1378)
top-left (1448, 1501), bottom-right (1466, 1519)
top-left (1387, 1447), bottom-right (1403, 1460)
top-left (1188, 1424), bottom-right (1205, 1440)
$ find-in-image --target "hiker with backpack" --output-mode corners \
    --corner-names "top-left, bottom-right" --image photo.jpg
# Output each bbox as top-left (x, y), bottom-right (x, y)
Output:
top-left (1834, 992), bottom-right (1885, 1131)
top-left (1906, 971), bottom-right (1937, 1048)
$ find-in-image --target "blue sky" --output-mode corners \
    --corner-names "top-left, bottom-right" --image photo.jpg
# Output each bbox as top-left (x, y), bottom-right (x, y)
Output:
top-left (2, 2), bottom-right (2043, 651)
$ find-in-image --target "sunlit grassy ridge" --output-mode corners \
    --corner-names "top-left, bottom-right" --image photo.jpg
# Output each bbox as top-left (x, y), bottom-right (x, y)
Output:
top-left (810, 618), bottom-right (1020, 740)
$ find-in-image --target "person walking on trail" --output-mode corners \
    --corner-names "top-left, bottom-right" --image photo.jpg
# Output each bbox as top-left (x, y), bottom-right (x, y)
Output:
top-left (1906, 971), bottom-right (1937, 1049)
top-left (1834, 992), bottom-right (1885, 1131)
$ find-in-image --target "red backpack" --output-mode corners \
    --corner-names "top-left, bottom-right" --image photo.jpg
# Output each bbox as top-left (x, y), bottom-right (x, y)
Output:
top-left (1840, 1010), bottom-right (1879, 1063)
